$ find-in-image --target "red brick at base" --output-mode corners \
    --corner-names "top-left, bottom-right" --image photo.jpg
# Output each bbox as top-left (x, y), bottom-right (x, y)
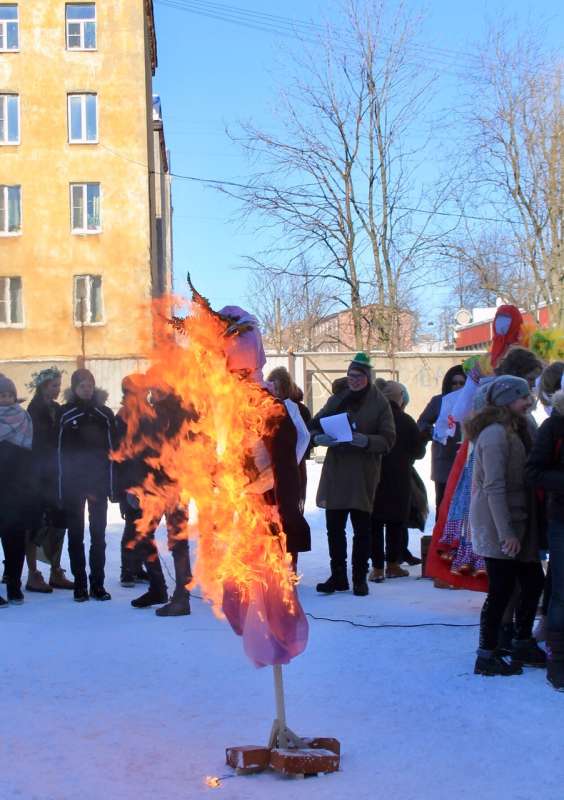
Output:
top-left (270, 748), bottom-right (340, 775)
top-left (226, 738), bottom-right (341, 776)
top-left (225, 746), bottom-right (271, 774)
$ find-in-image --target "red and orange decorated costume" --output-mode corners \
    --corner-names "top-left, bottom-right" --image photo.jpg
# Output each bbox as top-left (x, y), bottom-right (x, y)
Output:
top-left (426, 305), bottom-right (526, 591)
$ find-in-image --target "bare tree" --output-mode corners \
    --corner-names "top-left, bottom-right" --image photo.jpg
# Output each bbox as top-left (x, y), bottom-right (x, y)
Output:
top-left (441, 227), bottom-right (543, 312)
top-left (227, 0), bottom-right (454, 353)
top-left (246, 259), bottom-right (335, 352)
top-left (457, 24), bottom-right (563, 323)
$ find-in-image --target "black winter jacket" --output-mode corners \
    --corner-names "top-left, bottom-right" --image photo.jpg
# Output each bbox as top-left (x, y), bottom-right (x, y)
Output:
top-left (525, 400), bottom-right (564, 524)
top-left (373, 402), bottom-right (426, 524)
top-left (114, 413), bottom-right (153, 500)
top-left (114, 392), bottom-right (196, 501)
top-left (0, 440), bottom-right (33, 531)
top-left (266, 402), bottom-right (311, 554)
top-left (58, 398), bottom-right (116, 502)
top-left (417, 365), bottom-right (466, 483)
top-left (28, 394), bottom-right (61, 506)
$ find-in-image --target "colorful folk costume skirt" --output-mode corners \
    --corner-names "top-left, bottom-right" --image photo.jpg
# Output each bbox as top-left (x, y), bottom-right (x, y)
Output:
top-left (426, 439), bottom-right (488, 592)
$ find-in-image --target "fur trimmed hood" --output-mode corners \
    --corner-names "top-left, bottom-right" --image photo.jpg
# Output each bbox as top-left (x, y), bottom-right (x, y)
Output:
top-left (63, 387), bottom-right (109, 407)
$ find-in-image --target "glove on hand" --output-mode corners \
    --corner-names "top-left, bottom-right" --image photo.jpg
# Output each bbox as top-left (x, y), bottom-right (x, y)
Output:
top-left (351, 432), bottom-right (368, 448)
top-left (314, 433), bottom-right (338, 447)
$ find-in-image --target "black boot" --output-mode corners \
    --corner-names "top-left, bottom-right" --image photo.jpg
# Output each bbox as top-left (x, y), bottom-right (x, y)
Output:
top-left (546, 631), bottom-right (564, 691)
top-left (120, 570), bottom-right (135, 588)
top-left (7, 583), bottom-right (24, 605)
top-left (511, 637), bottom-right (547, 668)
top-left (353, 580), bottom-right (369, 596)
top-left (316, 567), bottom-right (349, 594)
top-left (155, 592), bottom-right (190, 617)
top-left (403, 549), bottom-right (422, 566)
top-left (134, 567), bottom-right (151, 584)
top-left (474, 649), bottom-right (523, 676)
top-left (352, 567), bottom-right (369, 596)
top-left (497, 622), bottom-right (515, 655)
top-left (74, 587), bottom-right (89, 602)
top-left (90, 586), bottom-right (111, 601)
top-left (132, 588), bottom-right (168, 608)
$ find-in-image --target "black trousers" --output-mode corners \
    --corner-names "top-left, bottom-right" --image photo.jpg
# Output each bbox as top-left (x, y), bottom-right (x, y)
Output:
top-left (0, 526), bottom-right (25, 591)
top-left (371, 521), bottom-right (403, 569)
top-left (121, 509), bottom-right (146, 578)
top-left (479, 558), bottom-right (545, 651)
top-left (65, 493), bottom-right (108, 591)
top-left (124, 506), bottom-right (191, 598)
top-left (541, 561), bottom-right (552, 617)
top-left (435, 482), bottom-right (447, 514)
top-left (325, 509), bottom-right (371, 580)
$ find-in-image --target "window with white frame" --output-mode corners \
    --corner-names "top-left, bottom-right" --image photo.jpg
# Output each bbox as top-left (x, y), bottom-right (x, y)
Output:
top-left (0, 277), bottom-right (23, 326)
top-left (0, 5), bottom-right (18, 51)
top-left (0, 94), bottom-right (19, 144)
top-left (70, 183), bottom-right (100, 232)
top-left (0, 185), bottom-right (21, 234)
top-left (66, 4), bottom-right (96, 50)
top-left (74, 274), bottom-right (103, 325)
top-left (68, 93), bottom-right (98, 143)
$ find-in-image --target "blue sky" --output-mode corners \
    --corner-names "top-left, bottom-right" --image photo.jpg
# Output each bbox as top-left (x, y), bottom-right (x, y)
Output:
top-left (152, 0), bottom-right (563, 314)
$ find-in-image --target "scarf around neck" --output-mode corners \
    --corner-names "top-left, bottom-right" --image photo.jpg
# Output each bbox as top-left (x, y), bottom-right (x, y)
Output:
top-left (0, 403), bottom-right (33, 450)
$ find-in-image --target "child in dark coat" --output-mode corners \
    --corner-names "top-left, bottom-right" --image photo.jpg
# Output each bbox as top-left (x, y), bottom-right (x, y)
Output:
top-left (0, 375), bottom-right (33, 607)
top-left (58, 369), bottom-right (116, 602)
top-left (27, 367), bottom-right (74, 591)
top-left (370, 381), bottom-right (426, 582)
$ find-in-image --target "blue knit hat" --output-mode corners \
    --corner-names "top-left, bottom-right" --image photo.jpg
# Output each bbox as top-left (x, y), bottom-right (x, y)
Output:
top-left (485, 376), bottom-right (530, 407)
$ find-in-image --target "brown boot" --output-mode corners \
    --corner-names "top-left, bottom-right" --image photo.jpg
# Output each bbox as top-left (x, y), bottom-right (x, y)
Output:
top-left (49, 567), bottom-right (75, 590)
top-left (26, 570), bottom-right (53, 593)
top-left (386, 563), bottom-right (410, 578)
top-left (368, 568), bottom-right (385, 583)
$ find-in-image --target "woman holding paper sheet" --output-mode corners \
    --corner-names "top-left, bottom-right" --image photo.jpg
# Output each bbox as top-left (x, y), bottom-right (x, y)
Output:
top-left (310, 353), bottom-right (396, 597)
top-left (417, 365), bottom-right (466, 513)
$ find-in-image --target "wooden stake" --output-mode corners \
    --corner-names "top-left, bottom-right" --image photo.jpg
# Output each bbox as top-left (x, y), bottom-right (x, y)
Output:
top-left (268, 664), bottom-right (303, 750)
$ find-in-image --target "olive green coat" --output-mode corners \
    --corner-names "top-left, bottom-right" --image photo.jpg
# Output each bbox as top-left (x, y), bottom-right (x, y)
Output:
top-left (312, 386), bottom-right (396, 513)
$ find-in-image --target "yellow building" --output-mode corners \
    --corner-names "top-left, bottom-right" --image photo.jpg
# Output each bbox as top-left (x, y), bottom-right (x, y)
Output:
top-left (0, 1), bottom-right (171, 403)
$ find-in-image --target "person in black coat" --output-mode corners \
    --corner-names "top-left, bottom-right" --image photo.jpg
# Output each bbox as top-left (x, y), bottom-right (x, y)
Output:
top-left (0, 375), bottom-right (34, 606)
top-left (370, 381), bottom-right (426, 582)
top-left (114, 374), bottom-right (155, 587)
top-left (525, 383), bottom-right (564, 691)
top-left (58, 369), bottom-right (116, 602)
top-left (265, 401), bottom-right (312, 570)
top-left (417, 364), bottom-right (466, 511)
top-left (27, 367), bottom-right (74, 591)
top-left (267, 366), bottom-right (312, 513)
top-left (126, 374), bottom-right (196, 617)
top-left (221, 308), bottom-right (311, 573)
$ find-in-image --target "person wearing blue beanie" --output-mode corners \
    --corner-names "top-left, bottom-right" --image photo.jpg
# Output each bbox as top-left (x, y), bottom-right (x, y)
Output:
top-left (466, 374), bottom-right (546, 676)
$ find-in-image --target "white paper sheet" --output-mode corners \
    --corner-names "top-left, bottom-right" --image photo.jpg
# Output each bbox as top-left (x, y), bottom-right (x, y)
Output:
top-left (320, 412), bottom-right (353, 442)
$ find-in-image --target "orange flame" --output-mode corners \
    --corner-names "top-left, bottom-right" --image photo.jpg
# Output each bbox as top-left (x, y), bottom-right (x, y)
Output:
top-left (204, 776), bottom-right (222, 788)
top-left (114, 296), bottom-right (298, 619)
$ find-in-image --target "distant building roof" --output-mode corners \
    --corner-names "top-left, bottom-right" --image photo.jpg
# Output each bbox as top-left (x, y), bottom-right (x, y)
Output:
top-left (145, 0), bottom-right (157, 74)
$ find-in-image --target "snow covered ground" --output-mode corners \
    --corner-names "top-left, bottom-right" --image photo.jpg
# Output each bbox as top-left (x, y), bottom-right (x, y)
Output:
top-left (3, 453), bottom-right (563, 800)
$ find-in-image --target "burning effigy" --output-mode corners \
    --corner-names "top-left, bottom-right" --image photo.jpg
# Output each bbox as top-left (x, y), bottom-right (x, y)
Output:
top-left (114, 282), bottom-right (339, 777)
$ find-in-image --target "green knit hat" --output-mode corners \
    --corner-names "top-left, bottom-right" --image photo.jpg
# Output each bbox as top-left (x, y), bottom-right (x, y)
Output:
top-left (349, 352), bottom-right (372, 379)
